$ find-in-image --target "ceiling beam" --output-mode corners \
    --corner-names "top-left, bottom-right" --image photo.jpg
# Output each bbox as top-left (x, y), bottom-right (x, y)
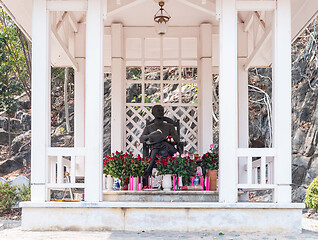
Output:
top-left (51, 29), bottom-right (79, 71)
top-left (176, 0), bottom-right (216, 17)
top-left (47, 1), bottom-right (87, 11)
top-left (107, 0), bottom-right (147, 17)
top-left (236, 1), bottom-right (276, 11)
top-left (244, 27), bottom-right (272, 71)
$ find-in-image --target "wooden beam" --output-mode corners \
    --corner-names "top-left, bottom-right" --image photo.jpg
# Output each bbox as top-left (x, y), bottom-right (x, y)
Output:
top-left (244, 27), bottom-right (272, 71)
top-left (254, 12), bottom-right (265, 31)
top-left (243, 12), bottom-right (254, 32)
top-left (56, 12), bottom-right (68, 31)
top-left (51, 29), bottom-right (79, 71)
top-left (68, 12), bottom-right (79, 33)
top-left (236, 1), bottom-right (276, 11)
top-left (107, 0), bottom-right (147, 17)
top-left (47, 1), bottom-right (87, 11)
top-left (177, 0), bottom-right (216, 16)
top-left (244, 12), bottom-right (265, 32)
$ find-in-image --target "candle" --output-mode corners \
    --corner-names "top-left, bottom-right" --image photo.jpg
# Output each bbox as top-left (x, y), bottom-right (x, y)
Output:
top-left (151, 176), bottom-right (153, 189)
top-left (191, 177), bottom-right (194, 186)
top-left (201, 177), bottom-right (204, 191)
top-left (141, 176), bottom-right (143, 190)
top-left (137, 176), bottom-right (139, 191)
top-left (173, 175), bottom-right (175, 191)
top-left (177, 177), bottom-right (179, 190)
top-left (148, 176), bottom-right (150, 189)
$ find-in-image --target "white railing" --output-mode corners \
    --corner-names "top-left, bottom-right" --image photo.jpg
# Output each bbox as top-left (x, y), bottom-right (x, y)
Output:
top-left (47, 147), bottom-right (85, 189)
top-left (237, 148), bottom-right (275, 190)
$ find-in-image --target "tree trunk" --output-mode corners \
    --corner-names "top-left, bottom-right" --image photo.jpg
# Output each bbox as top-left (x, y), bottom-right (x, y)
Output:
top-left (8, 116), bottom-right (11, 157)
top-left (64, 67), bottom-right (70, 133)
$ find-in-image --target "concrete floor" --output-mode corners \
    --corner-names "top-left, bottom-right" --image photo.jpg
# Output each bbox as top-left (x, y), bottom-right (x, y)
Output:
top-left (0, 217), bottom-right (318, 239)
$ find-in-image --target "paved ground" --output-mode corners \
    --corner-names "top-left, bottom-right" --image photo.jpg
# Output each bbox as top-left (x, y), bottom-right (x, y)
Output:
top-left (1, 217), bottom-right (318, 239)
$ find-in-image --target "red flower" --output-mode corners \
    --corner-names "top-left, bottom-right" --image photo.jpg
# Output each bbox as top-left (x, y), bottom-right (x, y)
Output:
top-left (124, 162), bottom-right (127, 165)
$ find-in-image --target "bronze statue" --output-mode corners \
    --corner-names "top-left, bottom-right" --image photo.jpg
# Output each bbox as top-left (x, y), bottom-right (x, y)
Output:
top-left (140, 105), bottom-right (180, 181)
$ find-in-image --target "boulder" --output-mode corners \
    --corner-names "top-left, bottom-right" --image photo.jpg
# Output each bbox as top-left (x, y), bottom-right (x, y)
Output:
top-left (0, 129), bottom-right (9, 145)
top-left (292, 185), bottom-right (307, 203)
top-left (0, 159), bottom-right (23, 176)
top-left (20, 113), bottom-right (31, 131)
top-left (10, 175), bottom-right (29, 188)
top-left (11, 131), bottom-right (31, 155)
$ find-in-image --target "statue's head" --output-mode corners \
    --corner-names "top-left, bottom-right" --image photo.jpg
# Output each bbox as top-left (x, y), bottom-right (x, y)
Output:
top-left (152, 105), bottom-right (164, 119)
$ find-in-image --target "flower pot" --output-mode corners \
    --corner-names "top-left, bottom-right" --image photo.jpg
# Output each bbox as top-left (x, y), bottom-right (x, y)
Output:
top-left (162, 174), bottom-right (172, 191)
top-left (206, 169), bottom-right (217, 191)
top-left (106, 175), bottom-right (114, 192)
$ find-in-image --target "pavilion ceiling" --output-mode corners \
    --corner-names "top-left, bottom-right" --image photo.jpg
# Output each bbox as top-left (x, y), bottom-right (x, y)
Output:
top-left (0, 0), bottom-right (317, 69)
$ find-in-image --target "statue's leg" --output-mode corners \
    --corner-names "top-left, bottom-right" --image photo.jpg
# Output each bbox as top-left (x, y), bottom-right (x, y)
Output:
top-left (143, 149), bottom-right (158, 187)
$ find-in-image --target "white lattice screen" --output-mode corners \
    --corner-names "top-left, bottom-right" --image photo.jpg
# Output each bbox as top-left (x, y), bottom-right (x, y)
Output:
top-left (126, 106), bottom-right (198, 155)
top-left (125, 36), bottom-right (199, 156)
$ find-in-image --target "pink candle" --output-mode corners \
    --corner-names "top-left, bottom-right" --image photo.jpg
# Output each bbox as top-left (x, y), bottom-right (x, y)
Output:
top-left (201, 177), bottom-right (204, 191)
top-left (191, 177), bottom-right (194, 186)
top-left (128, 177), bottom-right (131, 191)
top-left (177, 177), bottom-right (179, 190)
top-left (141, 176), bottom-right (143, 190)
top-left (151, 176), bottom-right (153, 189)
top-left (148, 176), bottom-right (150, 189)
top-left (173, 175), bottom-right (175, 191)
top-left (137, 176), bottom-right (139, 191)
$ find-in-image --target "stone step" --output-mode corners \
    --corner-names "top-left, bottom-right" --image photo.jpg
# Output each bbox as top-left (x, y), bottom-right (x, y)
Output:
top-left (103, 190), bottom-right (219, 202)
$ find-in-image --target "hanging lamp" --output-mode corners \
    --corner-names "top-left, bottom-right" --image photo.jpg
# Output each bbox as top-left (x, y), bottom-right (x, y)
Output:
top-left (154, 0), bottom-right (171, 36)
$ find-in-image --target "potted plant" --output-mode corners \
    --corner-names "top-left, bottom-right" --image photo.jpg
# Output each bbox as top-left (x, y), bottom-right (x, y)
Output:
top-left (103, 151), bottom-right (133, 189)
top-left (200, 144), bottom-right (219, 191)
top-left (125, 154), bottom-right (149, 190)
top-left (172, 151), bottom-right (196, 186)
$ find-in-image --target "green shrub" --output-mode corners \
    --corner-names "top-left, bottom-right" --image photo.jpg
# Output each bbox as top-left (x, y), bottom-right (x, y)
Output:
top-left (0, 182), bottom-right (31, 213)
top-left (305, 176), bottom-right (318, 209)
top-left (0, 182), bottom-right (19, 212)
top-left (18, 184), bottom-right (31, 202)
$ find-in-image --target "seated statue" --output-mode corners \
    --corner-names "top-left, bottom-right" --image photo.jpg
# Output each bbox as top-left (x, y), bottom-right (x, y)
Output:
top-left (140, 105), bottom-right (180, 182)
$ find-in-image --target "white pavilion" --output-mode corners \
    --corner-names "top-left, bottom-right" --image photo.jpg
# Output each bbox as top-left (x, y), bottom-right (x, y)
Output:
top-left (0, 0), bottom-right (316, 232)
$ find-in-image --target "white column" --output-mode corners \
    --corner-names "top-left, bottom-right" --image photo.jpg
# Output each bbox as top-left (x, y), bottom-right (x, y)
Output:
top-left (74, 23), bottom-right (86, 177)
top-left (273, 0), bottom-right (292, 203)
top-left (111, 23), bottom-right (125, 153)
top-left (218, 0), bottom-right (238, 203)
top-left (31, 0), bottom-right (50, 202)
top-left (199, 24), bottom-right (213, 155)
top-left (85, 0), bottom-right (104, 202)
top-left (238, 58), bottom-right (249, 201)
top-left (74, 59), bottom-right (85, 176)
